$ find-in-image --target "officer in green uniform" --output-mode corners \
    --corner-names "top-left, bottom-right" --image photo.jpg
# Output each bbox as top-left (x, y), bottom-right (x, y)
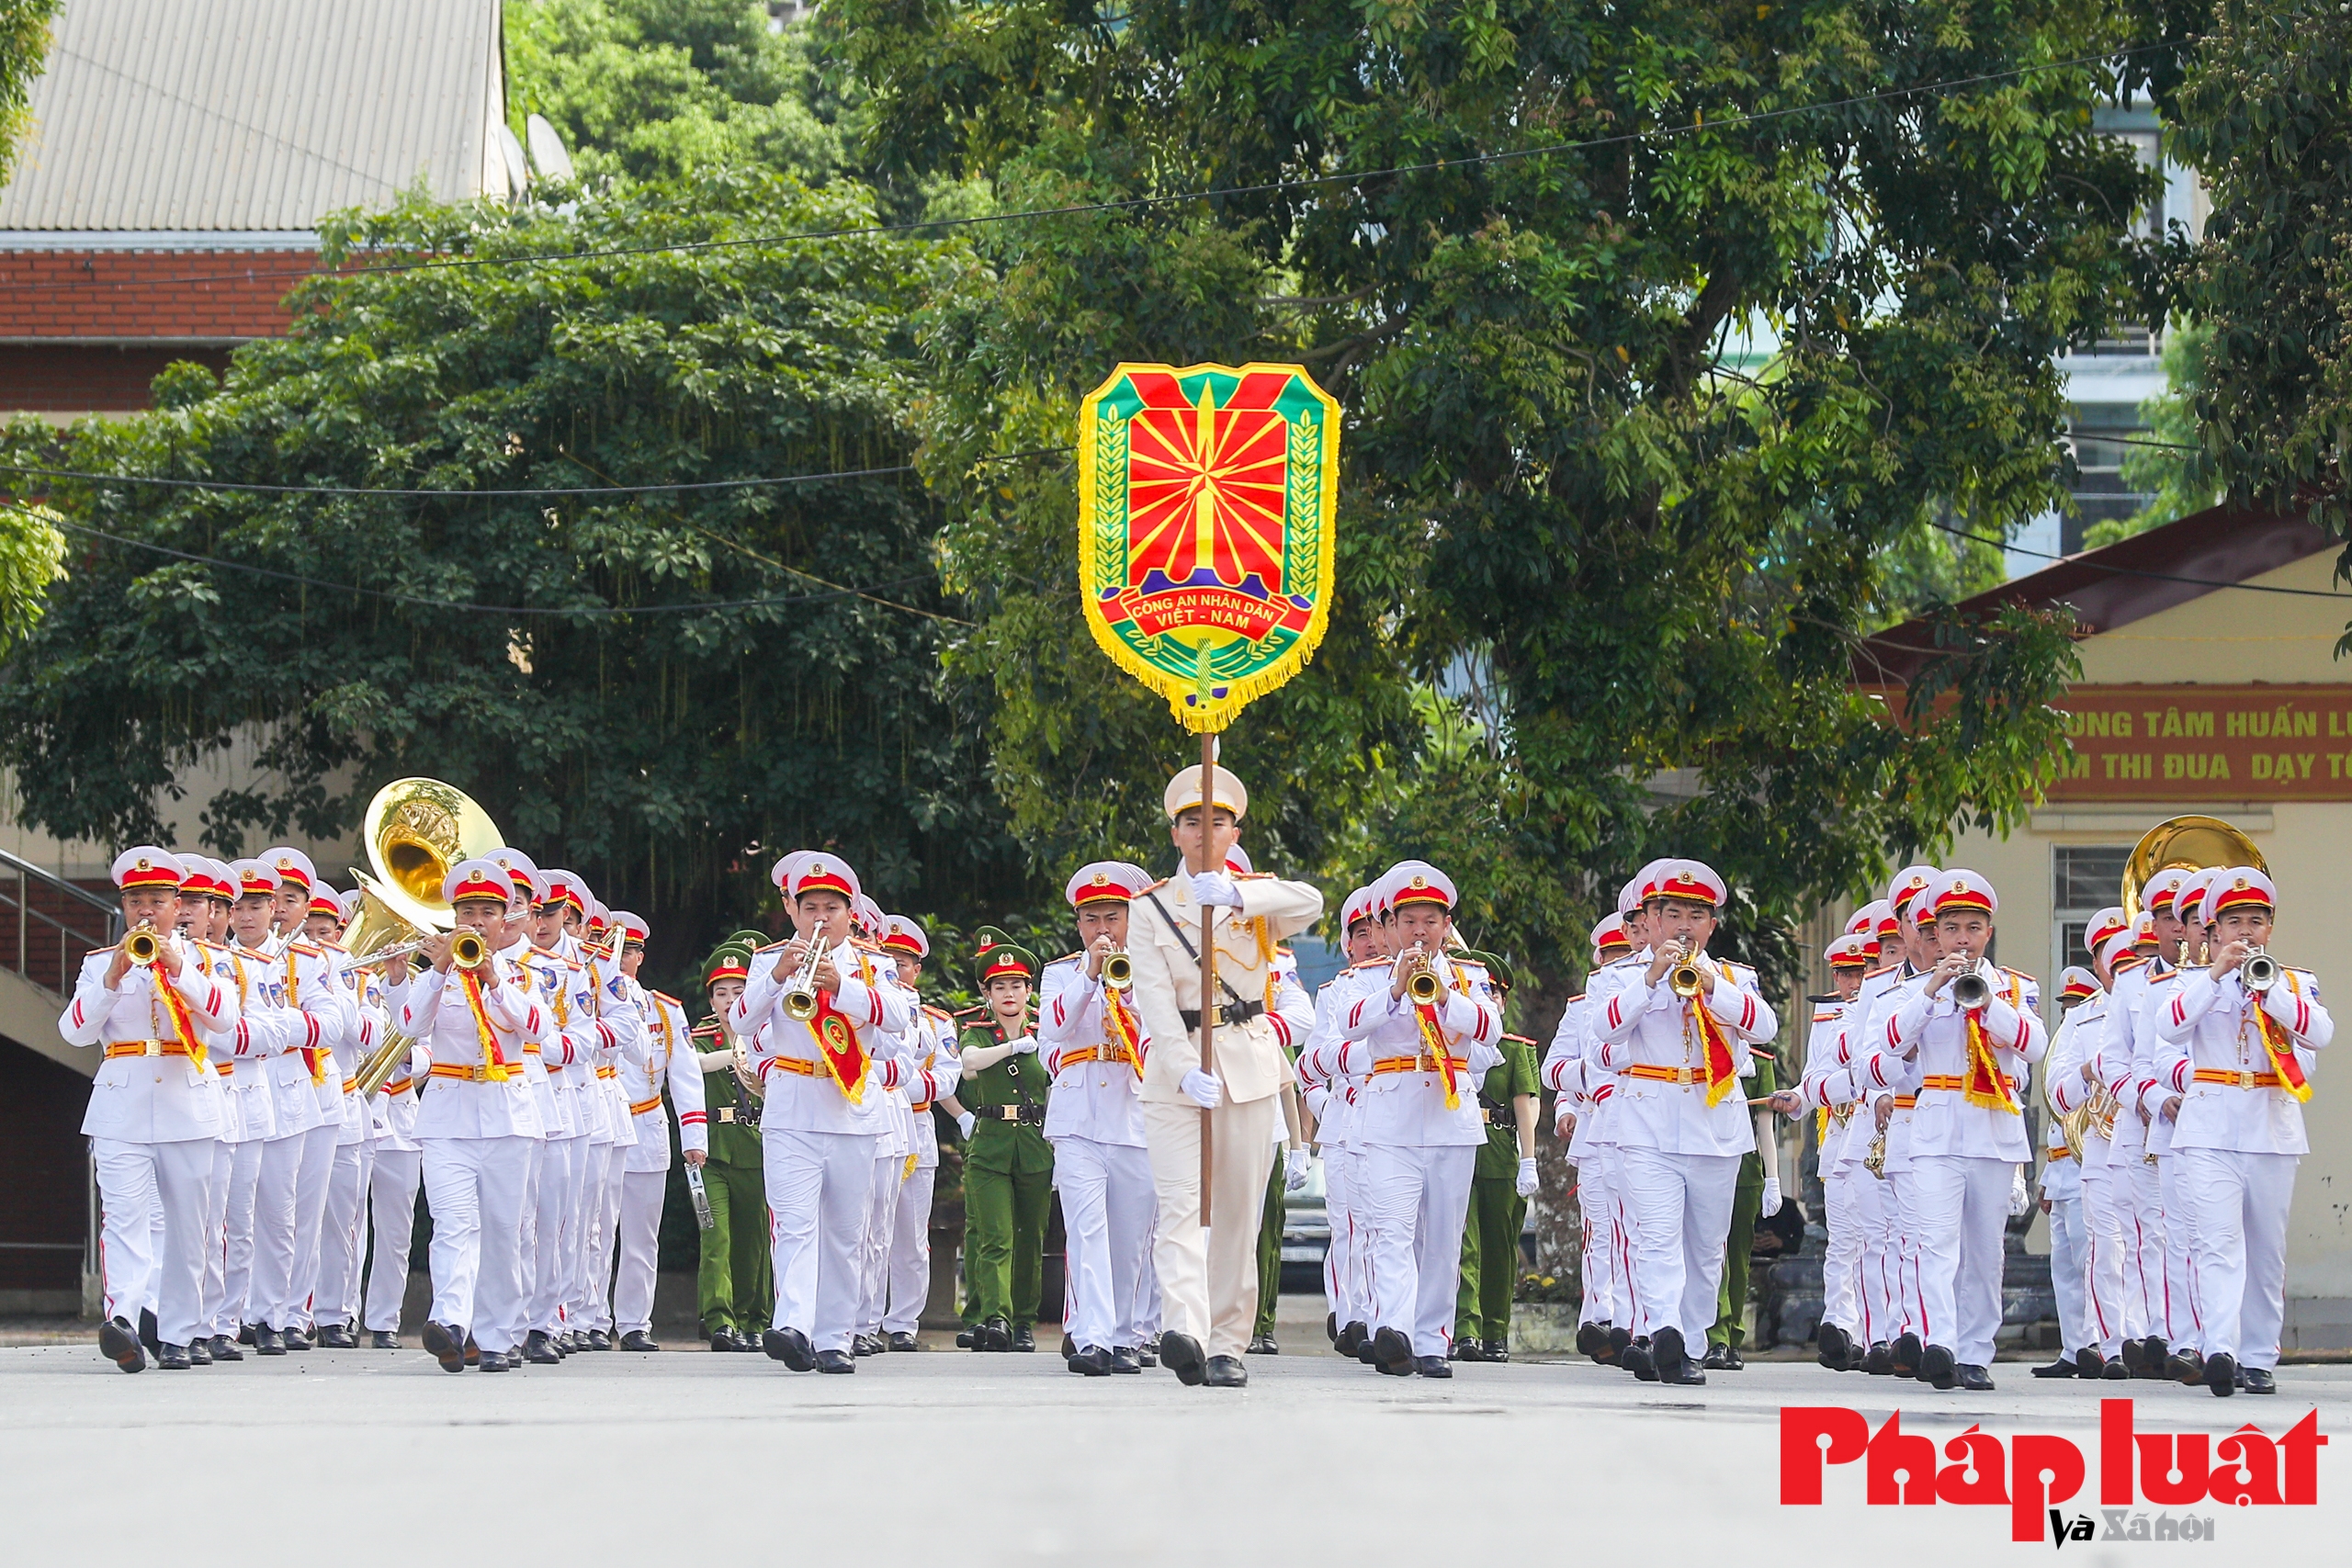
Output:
top-left (954, 933), bottom-right (1054, 1352)
top-left (691, 936), bottom-right (774, 1351)
top-left (1451, 953), bottom-right (1540, 1361)
top-left (1705, 1029), bottom-right (1782, 1370)
top-left (1250, 1134), bottom-right (1286, 1352)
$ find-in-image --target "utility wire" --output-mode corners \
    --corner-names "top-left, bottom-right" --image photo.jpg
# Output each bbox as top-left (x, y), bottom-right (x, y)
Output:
top-left (1925, 517), bottom-right (2352, 600)
top-left (3, 46), bottom-right (2165, 297)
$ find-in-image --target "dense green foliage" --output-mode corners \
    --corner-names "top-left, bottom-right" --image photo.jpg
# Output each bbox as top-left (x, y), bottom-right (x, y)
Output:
top-left (0, 173), bottom-right (1015, 974)
top-left (0, 0), bottom-right (53, 186)
top-left (836, 0), bottom-right (2144, 984)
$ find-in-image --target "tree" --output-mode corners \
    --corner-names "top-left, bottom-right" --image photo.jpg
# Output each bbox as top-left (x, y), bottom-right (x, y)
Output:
top-left (0, 0), bottom-right (55, 188)
top-left (0, 170), bottom-right (1019, 976)
top-left (2088, 321), bottom-right (2220, 547)
top-left (834, 0), bottom-right (2144, 987)
top-left (2168, 0), bottom-right (2352, 538)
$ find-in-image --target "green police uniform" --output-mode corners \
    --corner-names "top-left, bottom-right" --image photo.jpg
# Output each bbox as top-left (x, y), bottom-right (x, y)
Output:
top-left (1709, 1011), bottom-right (1781, 1360)
top-left (958, 935), bottom-right (1053, 1345)
top-left (1253, 1143), bottom-right (1285, 1342)
top-left (1456, 1032), bottom-right (1540, 1355)
top-left (692, 1013), bottom-right (772, 1345)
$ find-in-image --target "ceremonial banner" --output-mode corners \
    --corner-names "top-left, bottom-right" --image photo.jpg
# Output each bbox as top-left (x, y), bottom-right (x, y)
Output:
top-left (1077, 362), bottom-right (1340, 732)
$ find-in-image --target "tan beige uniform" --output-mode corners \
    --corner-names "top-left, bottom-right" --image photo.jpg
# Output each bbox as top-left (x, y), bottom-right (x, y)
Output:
top-left (1126, 872), bottom-right (1325, 1359)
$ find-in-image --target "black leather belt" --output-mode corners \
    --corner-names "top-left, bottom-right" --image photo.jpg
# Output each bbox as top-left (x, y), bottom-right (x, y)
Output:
top-left (1484, 1106), bottom-right (1512, 1130)
top-left (980, 1104), bottom-right (1045, 1125)
top-left (1180, 998), bottom-right (1265, 1032)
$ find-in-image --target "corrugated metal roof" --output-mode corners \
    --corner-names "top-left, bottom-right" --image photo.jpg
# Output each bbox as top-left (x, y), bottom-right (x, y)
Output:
top-left (0, 0), bottom-right (504, 232)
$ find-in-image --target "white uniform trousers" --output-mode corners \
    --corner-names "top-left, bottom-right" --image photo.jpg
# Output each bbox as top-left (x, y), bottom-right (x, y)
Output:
top-left (587, 1145), bottom-right (627, 1332)
top-left (2077, 1171), bottom-right (2128, 1357)
top-left (2126, 1161), bottom-right (2173, 1344)
top-left (1847, 1170), bottom-right (1895, 1345)
top-left (1322, 1144), bottom-right (1366, 1328)
top-left (527, 1134), bottom-right (579, 1336)
top-left (882, 1163), bottom-right (936, 1336)
top-left (613, 1167), bottom-right (668, 1336)
top-left (1884, 1168), bottom-right (1926, 1342)
top-left (2155, 1155), bottom-right (2201, 1351)
top-left (854, 1153), bottom-right (901, 1337)
top-left (1141, 1093), bottom-right (1278, 1360)
top-left (209, 1137), bottom-right (264, 1338)
top-left (248, 1131), bottom-right (307, 1331)
top-left (363, 1146), bottom-right (423, 1334)
top-left (94, 1136), bottom-right (213, 1347)
top-left (1569, 1149), bottom-right (1614, 1329)
top-left (510, 1140), bottom-right (544, 1345)
top-left (314, 1139), bottom-right (371, 1325)
top-left (197, 1139), bottom-right (233, 1338)
top-left (1613, 1145), bottom-right (1740, 1345)
top-left (1136, 1205), bottom-right (1162, 1337)
top-left (2178, 1147), bottom-right (2295, 1371)
top-left (2046, 1190), bottom-right (2093, 1357)
top-left (763, 1127), bottom-right (879, 1351)
top-left (1906, 1153), bottom-right (2010, 1366)
top-left (1820, 1165), bottom-right (1864, 1338)
top-left (422, 1134), bottom-right (531, 1351)
top-left (1360, 1142), bottom-right (1477, 1357)
top-left (285, 1122), bottom-right (336, 1325)
top-left (1053, 1136), bottom-right (1155, 1351)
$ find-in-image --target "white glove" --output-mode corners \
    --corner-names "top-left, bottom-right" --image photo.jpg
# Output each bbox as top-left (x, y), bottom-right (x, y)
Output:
top-left (956, 1110), bottom-right (976, 1140)
top-left (2008, 1164), bottom-right (2030, 1217)
top-left (1514, 1156), bottom-right (1539, 1198)
top-left (1759, 1175), bottom-right (1782, 1218)
top-left (1181, 1068), bottom-right (1224, 1109)
top-left (1009, 1034), bottom-right (1038, 1055)
top-left (1284, 1147), bottom-right (1311, 1191)
top-left (1190, 873), bottom-right (1241, 907)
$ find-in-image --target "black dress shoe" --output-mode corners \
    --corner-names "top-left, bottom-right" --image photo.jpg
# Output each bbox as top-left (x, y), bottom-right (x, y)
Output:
top-left (1447, 1337), bottom-right (1474, 1362)
top-left (587, 1330), bottom-right (613, 1351)
top-left (888, 1332), bottom-right (922, 1352)
top-left (2073, 1347), bottom-right (2106, 1379)
top-left (464, 1335), bottom-right (481, 1368)
top-left (423, 1321), bottom-right (467, 1373)
top-left (238, 1322), bottom-right (258, 1346)
top-left (1012, 1323), bottom-right (1036, 1352)
top-left (1957, 1363), bottom-right (1995, 1392)
top-left (1334, 1321), bottom-right (1364, 1358)
top-left (1355, 1334), bottom-right (1381, 1366)
top-left (977, 1316), bottom-right (1012, 1353)
top-left (368, 1332), bottom-right (398, 1350)
top-left (1203, 1355), bottom-right (1249, 1388)
top-left (1721, 1345), bottom-right (1745, 1371)
top-left (316, 1323), bottom-right (357, 1350)
top-left (763, 1327), bottom-right (816, 1371)
top-left (187, 1338), bottom-right (212, 1366)
top-left (814, 1348), bottom-right (856, 1373)
top-left (1604, 1325), bottom-right (1633, 1365)
top-left (524, 1330), bottom-right (563, 1365)
top-left (1068, 1345), bottom-right (1113, 1376)
top-left (1816, 1321), bottom-right (1851, 1370)
top-left (478, 1349), bottom-right (512, 1372)
top-left (1247, 1333), bottom-right (1279, 1355)
top-left (1863, 1341), bottom-right (1894, 1376)
top-left (2137, 1335), bottom-right (2169, 1378)
top-left (2101, 1358), bottom-right (2132, 1380)
top-left (1577, 1321), bottom-right (1608, 1359)
top-left (139, 1308), bottom-right (161, 1357)
top-left (1060, 1334), bottom-right (1076, 1359)
top-left (955, 1327), bottom-right (975, 1348)
top-left (1110, 1346), bottom-right (1143, 1374)
top-left (1138, 1339), bottom-right (1158, 1369)
top-left (1326, 1312), bottom-right (1339, 1344)
top-left (155, 1341), bottom-right (191, 1369)
top-left (1665, 1359), bottom-right (1707, 1386)
top-left (280, 1325), bottom-right (312, 1351)
top-left (2203, 1351), bottom-right (2237, 1397)
top-left (1702, 1342), bottom-right (1730, 1371)
top-left (100, 1316), bottom-right (147, 1373)
top-left (621, 1330), bottom-right (660, 1352)
top-left (1622, 1337), bottom-right (1657, 1380)
top-left (852, 1334), bottom-right (878, 1358)
top-left (2242, 1366), bottom-right (2276, 1394)
top-left (209, 1334), bottom-right (245, 1361)
top-left (1416, 1355), bottom-right (1453, 1379)
top-left (1919, 1344), bottom-right (1958, 1391)
top-left (1159, 1331), bottom-right (1207, 1386)
top-left (711, 1330), bottom-right (736, 1352)
top-left (2167, 1348), bottom-right (2205, 1384)
top-left (1486, 1337), bottom-right (1510, 1363)
top-left (1371, 1326), bottom-right (1416, 1377)
top-left (2030, 1356), bottom-right (2078, 1379)
top-left (254, 1325), bottom-right (287, 1357)
top-left (1890, 1332), bottom-right (1923, 1379)
top-left (2118, 1336), bottom-right (2145, 1376)
top-left (1652, 1325), bottom-right (1690, 1383)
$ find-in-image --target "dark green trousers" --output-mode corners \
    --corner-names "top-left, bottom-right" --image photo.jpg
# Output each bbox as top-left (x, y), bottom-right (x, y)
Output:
top-left (1253, 1152), bottom-right (1285, 1337)
top-left (695, 1161), bottom-right (772, 1335)
top-left (964, 1161), bottom-right (1054, 1326)
top-left (1711, 1152), bottom-right (1765, 1348)
top-left (1455, 1178), bottom-right (1525, 1343)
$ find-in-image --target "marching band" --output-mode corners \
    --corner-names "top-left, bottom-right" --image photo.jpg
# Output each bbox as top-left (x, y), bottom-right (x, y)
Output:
top-left (62, 782), bottom-right (2327, 1397)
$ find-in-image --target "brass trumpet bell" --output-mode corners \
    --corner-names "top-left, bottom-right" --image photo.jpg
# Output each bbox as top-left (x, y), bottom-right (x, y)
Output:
top-left (1408, 968), bottom-right (1443, 1004)
top-left (1102, 950), bottom-right (1133, 990)
top-left (449, 931), bottom-right (489, 970)
top-left (124, 927), bottom-right (162, 964)
top-left (342, 778), bottom-right (505, 964)
top-left (2122, 815), bottom-right (2266, 919)
top-left (1951, 962), bottom-right (1992, 1011)
top-left (1668, 961), bottom-right (1705, 998)
top-left (2243, 947), bottom-right (2281, 993)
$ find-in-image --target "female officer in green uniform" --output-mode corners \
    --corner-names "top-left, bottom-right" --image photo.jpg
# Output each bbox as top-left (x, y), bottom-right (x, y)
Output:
top-left (954, 934), bottom-right (1054, 1352)
top-left (1453, 952), bottom-right (1541, 1361)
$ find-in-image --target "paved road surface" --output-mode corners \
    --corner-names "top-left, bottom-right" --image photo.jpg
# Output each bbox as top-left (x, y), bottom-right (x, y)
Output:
top-left (3, 1339), bottom-right (2342, 1563)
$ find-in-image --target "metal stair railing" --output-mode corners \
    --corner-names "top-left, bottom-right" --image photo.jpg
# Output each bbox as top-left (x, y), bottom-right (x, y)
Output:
top-left (0, 847), bottom-right (120, 998)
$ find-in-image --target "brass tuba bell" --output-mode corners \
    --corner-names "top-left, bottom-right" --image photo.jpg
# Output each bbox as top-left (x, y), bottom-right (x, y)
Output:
top-left (341, 778), bottom-right (505, 964)
top-left (2122, 814), bottom-right (2266, 919)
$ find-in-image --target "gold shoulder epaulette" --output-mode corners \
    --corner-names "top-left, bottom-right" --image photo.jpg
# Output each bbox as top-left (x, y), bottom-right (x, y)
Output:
top-left (754, 939), bottom-right (790, 953)
top-left (1143, 876), bottom-right (1171, 894)
top-left (650, 989), bottom-right (681, 1007)
top-left (288, 941), bottom-right (322, 956)
top-left (318, 938), bottom-right (349, 953)
top-left (921, 1004), bottom-right (953, 1021)
top-left (1046, 951), bottom-right (1084, 966)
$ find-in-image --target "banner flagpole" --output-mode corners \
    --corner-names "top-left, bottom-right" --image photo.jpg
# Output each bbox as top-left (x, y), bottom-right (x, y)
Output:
top-left (1196, 643), bottom-right (1217, 1228)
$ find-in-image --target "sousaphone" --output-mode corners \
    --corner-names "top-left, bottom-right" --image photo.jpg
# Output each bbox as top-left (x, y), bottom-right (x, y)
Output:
top-left (341, 777), bottom-right (506, 962)
top-left (2120, 815), bottom-right (2266, 919)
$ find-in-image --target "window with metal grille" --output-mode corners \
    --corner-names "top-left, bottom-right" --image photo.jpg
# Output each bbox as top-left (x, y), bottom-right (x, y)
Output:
top-left (2052, 846), bottom-right (2132, 975)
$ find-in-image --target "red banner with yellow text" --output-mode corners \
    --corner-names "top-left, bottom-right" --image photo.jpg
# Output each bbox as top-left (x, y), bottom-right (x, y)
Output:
top-left (2048, 684), bottom-right (2352, 802)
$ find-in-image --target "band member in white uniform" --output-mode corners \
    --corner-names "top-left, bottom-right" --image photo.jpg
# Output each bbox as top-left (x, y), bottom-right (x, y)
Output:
top-left (1547, 908), bottom-right (1636, 1364)
top-left (876, 916), bottom-right (960, 1349)
top-left (2030, 966), bottom-right (2100, 1378)
top-left (1297, 884), bottom-right (1383, 1359)
top-left (1770, 931), bottom-right (1875, 1369)
top-left (611, 910), bottom-right (707, 1349)
top-left (256, 846), bottom-right (353, 1349)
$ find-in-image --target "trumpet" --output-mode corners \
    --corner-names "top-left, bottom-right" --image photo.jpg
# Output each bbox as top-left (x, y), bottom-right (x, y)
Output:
top-left (1951, 958), bottom-right (1992, 1010)
top-left (449, 930), bottom-right (489, 970)
top-left (1101, 950), bottom-right (1133, 990)
top-left (124, 925), bottom-right (164, 964)
top-left (1404, 942), bottom-right (1444, 1004)
top-left (2243, 946), bottom-right (2281, 992)
top-left (1663, 942), bottom-right (1706, 998)
top-left (781, 935), bottom-right (827, 1022)
top-left (1863, 1132), bottom-right (1888, 1180)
